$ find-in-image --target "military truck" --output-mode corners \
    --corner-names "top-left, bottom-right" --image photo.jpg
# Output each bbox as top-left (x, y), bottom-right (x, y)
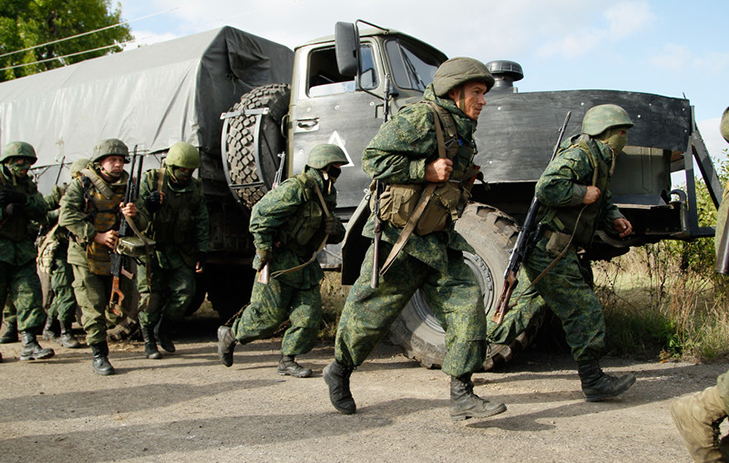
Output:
top-left (0, 20), bottom-right (721, 368)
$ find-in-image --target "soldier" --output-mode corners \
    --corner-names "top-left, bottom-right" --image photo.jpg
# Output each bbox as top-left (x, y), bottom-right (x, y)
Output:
top-left (322, 58), bottom-right (507, 420)
top-left (0, 141), bottom-right (54, 361)
top-left (486, 104), bottom-right (636, 402)
top-left (39, 158), bottom-right (90, 348)
top-left (218, 144), bottom-right (346, 377)
top-left (136, 142), bottom-right (209, 359)
top-left (59, 139), bottom-right (147, 375)
top-left (671, 107), bottom-right (729, 463)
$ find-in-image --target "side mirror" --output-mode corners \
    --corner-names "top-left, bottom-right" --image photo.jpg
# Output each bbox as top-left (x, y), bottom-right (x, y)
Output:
top-left (335, 22), bottom-right (360, 77)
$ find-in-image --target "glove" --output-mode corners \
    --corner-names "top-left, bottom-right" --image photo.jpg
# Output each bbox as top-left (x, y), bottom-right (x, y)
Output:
top-left (145, 191), bottom-right (163, 213)
top-left (0, 189), bottom-right (26, 207)
top-left (4, 203), bottom-right (22, 217)
top-left (324, 216), bottom-right (339, 235)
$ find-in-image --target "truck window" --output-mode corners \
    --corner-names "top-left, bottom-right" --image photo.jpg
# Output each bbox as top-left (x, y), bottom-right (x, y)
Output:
top-left (385, 39), bottom-right (440, 92)
top-left (308, 45), bottom-right (377, 97)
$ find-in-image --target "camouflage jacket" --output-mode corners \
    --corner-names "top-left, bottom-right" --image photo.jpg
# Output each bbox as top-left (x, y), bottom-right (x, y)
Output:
top-left (139, 168), bottom-right (210, 269)
top-left (250, 167), bottom-right (344, 289)
top-left (0, 167), bottom-right (47, 265)
top-left (361, 84), bottom-right (477, 274)
top-left (536, 134), bottom-right (625, 247)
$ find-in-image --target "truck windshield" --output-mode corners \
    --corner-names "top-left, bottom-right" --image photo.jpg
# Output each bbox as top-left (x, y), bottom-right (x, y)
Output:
top-left (385, 39), bottom-right (441, 92)
top-left (308, 44), bottom-right (377, 97)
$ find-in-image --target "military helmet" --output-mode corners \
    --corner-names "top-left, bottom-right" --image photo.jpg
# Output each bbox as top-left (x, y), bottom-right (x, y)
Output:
top-left (307, 144), bottom-right (348, 169)
top-left (92, 138), bottom-right (129, 163)
top-left (432, 57), bottom-right (495, 97)
top-left (721, 107), bottom-right (729, 144)
top-left (582, 104), bottom-right (634, 136)
top-left (166, 142), bottom-right (200, 169)
top-left (1, 141), bottom-right (37, 164)
top-left (70, 158), bottom-right (90, 177)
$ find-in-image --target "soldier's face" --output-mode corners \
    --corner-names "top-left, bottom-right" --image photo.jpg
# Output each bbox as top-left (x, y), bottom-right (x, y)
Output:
top-left (99, 155), bottom-right (125, 179)
top-left (449, 82), bottom-right (488, 121)
top-left (5, 158), bottom-right (31, 177)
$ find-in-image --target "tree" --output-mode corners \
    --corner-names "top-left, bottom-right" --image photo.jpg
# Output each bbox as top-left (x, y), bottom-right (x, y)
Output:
top-left (0, 0), bottom-right (132, 81)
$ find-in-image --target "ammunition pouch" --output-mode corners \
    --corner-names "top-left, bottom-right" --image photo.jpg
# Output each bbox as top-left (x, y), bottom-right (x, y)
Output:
top-left (544, 229), bottom-right (574, 257)
top-left (117, 235), bottom-right (156, 259)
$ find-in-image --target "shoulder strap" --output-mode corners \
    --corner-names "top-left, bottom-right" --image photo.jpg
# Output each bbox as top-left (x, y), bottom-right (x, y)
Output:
top-left (80, 168), bottom-right (114, 198)
top-left (423, 101), bottom-right (459, 160)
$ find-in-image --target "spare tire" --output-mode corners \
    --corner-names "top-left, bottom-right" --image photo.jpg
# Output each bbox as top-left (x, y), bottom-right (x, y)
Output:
top-left (388, 204), bottom-right (542, 370)
top-left (224, 84), bottom-right (291, 210)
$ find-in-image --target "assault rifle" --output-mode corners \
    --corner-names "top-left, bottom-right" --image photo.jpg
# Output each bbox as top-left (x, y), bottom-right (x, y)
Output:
top-left (257, 152), bottom-right (287, 285)
top-left (109, 147), bottom-right (144, 315)
top-left (371, 73), bottom-right (392, 289)
top-left (491, 112), bottom-right (571, 325)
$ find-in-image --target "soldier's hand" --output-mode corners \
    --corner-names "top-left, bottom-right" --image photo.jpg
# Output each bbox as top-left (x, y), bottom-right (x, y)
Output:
top-left (425, 158), bottom-right (453, 182)
top-left (120, 202), bottom-right (137, 218)
top-left (195, 252), bottom-right (207, 274)
top-left (94, 230), bottom-right (119, 249)
top-left (613, 218), bottom-right (633, 238)
top-left (255, 248), bottom-right (272, 269)
top-left (3, 203), bottom-right (22, 217)
top-left (145, 191), bottom-right (164, 213)
top-left (324, 216), bottom-right (339, 235)
top-left (582, 186), bottom-right (601, 205)
top-left (0, 189), bottom-right (26, 207)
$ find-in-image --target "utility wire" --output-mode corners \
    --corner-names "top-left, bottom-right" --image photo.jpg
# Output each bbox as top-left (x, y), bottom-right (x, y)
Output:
top-left (0, 40), bottom-right (134, 72)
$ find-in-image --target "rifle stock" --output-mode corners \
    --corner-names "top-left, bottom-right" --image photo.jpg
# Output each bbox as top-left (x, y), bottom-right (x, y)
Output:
top-left (257, 152), bottom-right (285, 286)
top-left (370, 74), bottom-right (391, 289)
top-left (491, 112), bottom-right (571, 325)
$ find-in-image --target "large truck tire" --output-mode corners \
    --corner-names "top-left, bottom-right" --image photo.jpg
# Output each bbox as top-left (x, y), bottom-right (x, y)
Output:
top-left (225, 83), bottom-right (291, 210)
top-left (388, 204), bottom-right (542, 370)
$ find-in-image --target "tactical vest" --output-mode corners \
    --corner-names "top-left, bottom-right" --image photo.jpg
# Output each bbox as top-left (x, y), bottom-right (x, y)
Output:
top-left (539, 138), bottom-right (613, 247)
top-left (147, 169), bottom-right (201, 247)
top-left (0, 170), bottom-right (38, 242)
top-left (78, 167), bottom-right (127, 275)
top-left (277, 172), bottom-right (330, 257)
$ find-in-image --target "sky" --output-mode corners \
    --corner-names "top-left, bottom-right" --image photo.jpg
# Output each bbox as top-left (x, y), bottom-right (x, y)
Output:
top-left (116, 0), bottom-right (729, 161)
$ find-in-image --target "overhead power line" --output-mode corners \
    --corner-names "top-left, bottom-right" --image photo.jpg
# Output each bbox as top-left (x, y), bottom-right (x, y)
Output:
top-left (0, 40), bottom-right (134, 72)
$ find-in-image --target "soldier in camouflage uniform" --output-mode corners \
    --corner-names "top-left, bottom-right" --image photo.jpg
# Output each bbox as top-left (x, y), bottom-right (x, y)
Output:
top-left (218, 144), bottom-right (346, 377)
top-left (59, 139), bottom-right (148, 375)
top-left (0, 142), bottom-right (54, 362)
top-left (671, 107), bottom-right (729, 463)
top-left (39, 158), bottom-right (89, 348)
top-left (323, 58), bottom-right (507, 421)
top-left (136, 142), bottom-right (209, 359)
top-left (486, 104), bottom-right (636, 402)
top-left (0, 298), bottom-right (18, 343)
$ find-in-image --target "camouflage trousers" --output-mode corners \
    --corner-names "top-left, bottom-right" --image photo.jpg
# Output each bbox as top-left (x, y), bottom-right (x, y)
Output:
top-left (335, 241), bottom-right (486, 378)
top-left (486, 235), bottom-right (605, 362)
top-left (71, 264), bottom-right (127, 346)
top-left (0, 260), bottom-right (46, 332)
top-left (2, 298), bottom-right (16, 325)
top-left (46, 256), bottom-right (78, 324)
top-left (231, 274), bottom-right (322, 357)
top-left (137, 256), bottom-right (196, 329)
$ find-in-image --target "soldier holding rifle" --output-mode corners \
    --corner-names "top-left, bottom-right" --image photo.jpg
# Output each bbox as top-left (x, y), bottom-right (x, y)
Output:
top-left (59, 139), bottom-right (148, 375)
top-left (486, 104), bottom-right (636, 402)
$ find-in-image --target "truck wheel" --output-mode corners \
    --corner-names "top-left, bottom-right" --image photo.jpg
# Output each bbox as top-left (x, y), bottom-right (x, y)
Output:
top-left (225, 83), bottom-right (291, 210)
top-left (388, 205), bottom-right (541, 370)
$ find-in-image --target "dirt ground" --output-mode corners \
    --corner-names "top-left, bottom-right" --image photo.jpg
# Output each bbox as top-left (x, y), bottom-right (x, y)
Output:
top-left (0, 313), bottom-right (725, 463)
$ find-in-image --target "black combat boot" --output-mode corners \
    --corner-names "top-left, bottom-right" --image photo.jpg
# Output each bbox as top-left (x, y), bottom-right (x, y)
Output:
top-left (155, 317), bottom-right (175, 353)
top-left (42, 316), bottom-right (60, 341)
top-left (90, 342), bottom-right (115, 376)
top-left (59, 320), bottom-right (81, 348)
top-left (141, 324), bottom-right (161, 359)
top-left (449, 373), bottom-right (507, 421)
top-left (577, 360), bottom-right (636, 402)
top-left (323, 360), bottom-right (356, 414)
top-left (0, 351), bottom-right (3, 362)
top-left (19, 330), bottom-right (55, 361)
top-left (217, 325), bottom-right (237, 367)
top-left (0, 320), bottom-right (18, 343)
top-left (277, 354), bottom-right (312, 378)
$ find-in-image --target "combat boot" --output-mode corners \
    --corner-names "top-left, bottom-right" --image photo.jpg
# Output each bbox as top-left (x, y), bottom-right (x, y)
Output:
top-left (155, 317), bottom-right (175, 353)
top-left (141, 324), bottom-right (161, 359)
top-left (323, 360), bottom-right (356, 415)
top-left (277, 354), bottom-right (312, 378)
top-left (19, 331), bottom-right (55, 361)
top-left (42, 317), bottom-right (60, 341)
top-left (59, 320), bottom-right (81, 348)
top-left (450, 373), bottom-right (507, 421)
top-left (671, 386), bottom-right (727, 462)
top-left (0, 351), bottom-right (3, 363)
top-left (577, 360), bottom-right (636, 402)
top-left (90, 342), bottom-right (114, 376)
top-left (217, 325), bottom-right (237, 367)
top-left (0, 320), bottom-right (18, 343)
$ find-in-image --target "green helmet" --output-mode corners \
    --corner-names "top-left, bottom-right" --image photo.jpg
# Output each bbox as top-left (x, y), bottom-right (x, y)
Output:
top-left (166, 142), bottom-right (201, 169)
top-left (721, 107), bottom-right (729, 144)
top-left (432, 57), bottom-right (495, 97)
top-left (1, 141), bottom-right (37, 164)
top-left (581, 104), bottom-right (634, 136)
top-left (70, 158), bottom-right (90, 177)
top-left (307, 144), bottom-right (348, 169)
top-left (92, 138), bottom-right (129, 163)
